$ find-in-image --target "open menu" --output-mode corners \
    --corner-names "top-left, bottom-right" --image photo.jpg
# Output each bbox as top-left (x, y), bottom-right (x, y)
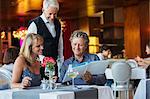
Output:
top-left (62, 60), bottom-right (109, 82)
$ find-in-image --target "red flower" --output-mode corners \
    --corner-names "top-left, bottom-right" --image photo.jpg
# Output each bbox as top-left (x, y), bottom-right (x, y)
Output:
top-left (41, 57), bottom-right (56, 71)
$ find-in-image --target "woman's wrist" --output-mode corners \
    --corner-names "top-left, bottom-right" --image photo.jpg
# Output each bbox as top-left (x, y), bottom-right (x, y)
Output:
top-left (19, 83), bottom-right (24, 88)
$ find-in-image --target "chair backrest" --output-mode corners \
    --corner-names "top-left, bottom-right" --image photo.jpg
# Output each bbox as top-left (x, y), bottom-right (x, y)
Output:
top-left (0, 68), bottom-right (12, 89)
top-left (111, 61), bottom-right (131, 84)
top-left (126, 59), bottom-right (138, 68)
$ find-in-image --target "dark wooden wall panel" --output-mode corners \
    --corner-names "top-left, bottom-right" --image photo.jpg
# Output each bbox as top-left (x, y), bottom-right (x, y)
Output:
top-left (139, 1), bottom-right (150, 57)
top-left (124, 1), bottom-right (150, 58)
top-left (124, 5), bottom-right (141, 58)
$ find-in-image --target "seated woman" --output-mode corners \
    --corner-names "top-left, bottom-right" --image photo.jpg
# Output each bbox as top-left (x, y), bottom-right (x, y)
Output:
top-left (2, 47), bottom-right (19, 73)
top-left (135, 41), bottom-right (150, 79)
top-left (135, 41), bottom-right (150, 68)
top-left (11, 33), bottom-right (44, 88)
top-left (0, 46), bottom-right (19, 90)
top-left (59, 30), bottom-right (106, 85)
top-left (97, 45), bottom-right (111, 60)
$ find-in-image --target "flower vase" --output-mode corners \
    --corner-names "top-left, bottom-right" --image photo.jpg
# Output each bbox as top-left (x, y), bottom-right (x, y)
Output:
top-left (48, 70), bottom-right (54, 78)
top-left (45, 66), bottom-right (54, 78)
top-left (48, 70), bottom-right (55, 90)
top-left (45, 67), bottom-right (55, 89)
top-left (42, 56), bottom-right (56, 89)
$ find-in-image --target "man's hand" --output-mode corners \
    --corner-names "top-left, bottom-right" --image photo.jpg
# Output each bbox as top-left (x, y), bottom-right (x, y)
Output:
top-left (82, 71), bottom-right (92, 84)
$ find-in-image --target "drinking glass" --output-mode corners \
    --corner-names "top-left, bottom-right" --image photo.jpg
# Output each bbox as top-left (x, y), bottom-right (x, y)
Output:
top-left (67, 69), bottom-right (78, 89)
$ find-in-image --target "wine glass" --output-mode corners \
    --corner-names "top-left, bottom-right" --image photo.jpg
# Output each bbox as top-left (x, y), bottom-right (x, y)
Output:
top-left (67, 69), bottom-right (78, 89)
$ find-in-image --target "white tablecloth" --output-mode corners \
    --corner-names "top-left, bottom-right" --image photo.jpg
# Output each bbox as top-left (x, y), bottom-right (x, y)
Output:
top-left (94, 86), bottom-right (114, 99)
top-left (0, 85), bottom-right (114, 99)
top-left (134, 79), bottom-right (146, 99)
top-left (105, 67), bottom-right (146, 79)
top-left (0, 88), bottom-right (74, 99)
top-left (40, 91), bottom-right (74, 99)
top-left (0, 89), bottom-right (13, 99)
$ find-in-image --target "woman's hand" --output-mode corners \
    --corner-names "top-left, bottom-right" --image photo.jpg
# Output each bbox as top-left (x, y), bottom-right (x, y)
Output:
top-left (138, 61), bottom-right (149, 69)
top-left (135, 56), bottom-right (150, 69)
top-left (135, 56), bottom-right (143, 62)
top-left (82, 71), bottom-right (92, 84)
top-left (21, 77), bottom-right (32, 88)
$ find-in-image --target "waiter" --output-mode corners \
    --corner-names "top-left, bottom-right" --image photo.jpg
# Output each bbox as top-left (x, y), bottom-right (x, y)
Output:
top-left (28, 0), bottom-right (64, 77)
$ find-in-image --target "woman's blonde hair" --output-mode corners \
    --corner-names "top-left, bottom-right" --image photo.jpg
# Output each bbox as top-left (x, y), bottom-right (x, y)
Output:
top-left (19, 33), bottom-right (43, 64)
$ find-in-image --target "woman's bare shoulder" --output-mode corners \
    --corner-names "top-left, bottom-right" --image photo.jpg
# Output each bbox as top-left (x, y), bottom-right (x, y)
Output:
top-left (14, 55), bottom-right (26, 66)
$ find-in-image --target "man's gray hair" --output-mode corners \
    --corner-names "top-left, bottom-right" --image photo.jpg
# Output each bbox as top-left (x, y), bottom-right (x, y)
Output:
top-left (70, 30), bottom-right (89, 46)
top-left (43, 0), bottom-right (59, 10)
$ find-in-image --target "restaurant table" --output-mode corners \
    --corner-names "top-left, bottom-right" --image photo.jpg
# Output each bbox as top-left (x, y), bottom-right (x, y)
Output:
top-left (0, 85), bottom-right (114, 99)
top-left (105, 67), bottom-right (146, 79)
top-left (134, 79), bottom-right (146, 99)
top-left (134, 79), bottom-right (150, 99)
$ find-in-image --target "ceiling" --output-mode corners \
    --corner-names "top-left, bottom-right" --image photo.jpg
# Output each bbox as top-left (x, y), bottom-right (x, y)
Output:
top-left (0, 0), bottom-right (148, 25)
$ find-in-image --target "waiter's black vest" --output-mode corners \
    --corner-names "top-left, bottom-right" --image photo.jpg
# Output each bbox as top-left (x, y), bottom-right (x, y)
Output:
top-left (29, 17), bottom-right (61, 59)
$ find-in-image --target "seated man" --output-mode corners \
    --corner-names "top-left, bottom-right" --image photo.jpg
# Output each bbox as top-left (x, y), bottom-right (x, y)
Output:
top-left (59, 30), bottom-right (106, 85)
